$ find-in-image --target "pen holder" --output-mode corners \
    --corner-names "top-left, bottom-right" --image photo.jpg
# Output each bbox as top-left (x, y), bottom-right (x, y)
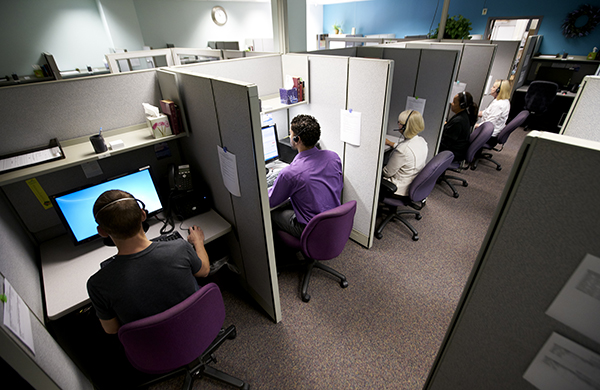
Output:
top-left (89, 134), bottom-right (108, 153)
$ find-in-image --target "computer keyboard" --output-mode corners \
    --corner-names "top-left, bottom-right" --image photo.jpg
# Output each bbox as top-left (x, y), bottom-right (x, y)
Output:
top-left (152, 230), bottom-right (183, 242)
top-left (266, 172), bottom-right (278, 188)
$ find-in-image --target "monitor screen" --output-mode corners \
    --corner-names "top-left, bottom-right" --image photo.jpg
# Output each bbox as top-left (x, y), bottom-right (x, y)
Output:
top-left (262, 124), bottom-right (280, 164)
top-left (51, 167), bottom-right (163, 245)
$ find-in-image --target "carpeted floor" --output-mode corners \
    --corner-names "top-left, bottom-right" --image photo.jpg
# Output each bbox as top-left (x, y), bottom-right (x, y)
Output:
top-left (148, 128), bottom-right (529, 390)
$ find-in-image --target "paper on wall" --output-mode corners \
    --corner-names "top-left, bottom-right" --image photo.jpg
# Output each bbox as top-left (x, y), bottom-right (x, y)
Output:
top-left (340, 109), bottom-right (362, 146)
top-left (406, 96), bottom-right (426, 114)
top-left (546, 253), bottom-right (600, 344)
top-left (523, 332), bottom-right (600, 390)
top-left (217, 146), bottom-right (241, 197)
top-left (3, 279), bottom-right (35, 354)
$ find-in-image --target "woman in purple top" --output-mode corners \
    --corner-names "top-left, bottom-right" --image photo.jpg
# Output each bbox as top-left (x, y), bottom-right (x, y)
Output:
top-left (269, 115), bottom-right (343, 238)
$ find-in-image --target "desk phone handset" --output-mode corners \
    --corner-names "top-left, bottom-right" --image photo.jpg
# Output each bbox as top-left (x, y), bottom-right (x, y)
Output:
top-left (169, 164), bottom-right (193, 192)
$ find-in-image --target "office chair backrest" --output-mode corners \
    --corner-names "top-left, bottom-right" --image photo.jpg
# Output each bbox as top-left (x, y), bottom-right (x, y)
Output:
top-left (118, 283), bottom-right (226, 374)
top-left (409, 150), bottom-right (454, 202)
top-left (496, 110), bottom-right (530, 145)
top-left (525, 81), bottom-right (558, 114)
top-left (301, 200), bottom-right (357, 261)
top-left (466, 122), bottom-right (493, 163)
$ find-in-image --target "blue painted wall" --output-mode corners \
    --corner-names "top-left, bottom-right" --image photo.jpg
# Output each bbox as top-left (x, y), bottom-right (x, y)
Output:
top-left (324, 0), bottom-right (600, 56)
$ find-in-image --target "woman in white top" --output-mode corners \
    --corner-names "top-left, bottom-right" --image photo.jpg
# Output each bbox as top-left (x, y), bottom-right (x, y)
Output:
top-left (476, 79), bottom-right (511, 138)
top-left (382, 110), bottom-right (428, 197)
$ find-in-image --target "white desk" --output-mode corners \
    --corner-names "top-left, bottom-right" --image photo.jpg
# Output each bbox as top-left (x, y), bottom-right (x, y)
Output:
top-left (41, 209), bottom-right (231, 320)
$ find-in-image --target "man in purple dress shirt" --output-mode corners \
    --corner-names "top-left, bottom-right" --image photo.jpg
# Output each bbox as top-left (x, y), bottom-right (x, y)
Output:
top-left (268, 114), bottom-right (343, 238)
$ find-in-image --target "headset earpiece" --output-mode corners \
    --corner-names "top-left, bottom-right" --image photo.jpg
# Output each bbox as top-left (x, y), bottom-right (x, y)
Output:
top-left (495, 81), bottom-right (501, 94)
top-left (399, 110), bottom-right (414, 132)
top-left (293, 135), bottom-right (299, 142)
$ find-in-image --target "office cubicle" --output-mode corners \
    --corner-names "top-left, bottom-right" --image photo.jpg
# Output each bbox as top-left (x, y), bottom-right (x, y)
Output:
top-left (561, 75), bottom-right (600, 142)
top-left (425, 132), bottom-right (600, 389)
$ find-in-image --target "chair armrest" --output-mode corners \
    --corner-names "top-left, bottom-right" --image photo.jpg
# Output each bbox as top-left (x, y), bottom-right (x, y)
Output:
top-left (380, 179), bottom-right (397, 196)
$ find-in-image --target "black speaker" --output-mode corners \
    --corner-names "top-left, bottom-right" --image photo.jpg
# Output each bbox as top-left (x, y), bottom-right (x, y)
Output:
top-left (171, 189), bottom-right (211, 221)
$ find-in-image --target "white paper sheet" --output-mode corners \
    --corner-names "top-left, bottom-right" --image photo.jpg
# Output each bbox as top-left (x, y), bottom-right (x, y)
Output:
top-left (406, 96), bottom-right (426, 114)
top-left (449, 82), bottom-right (467, 103)
top-left (523, 332), bottom-right (600, 390)
top-left (340, 109), bottom-right (362, 146)
top-left (546, 253), bottom-right (600, 344)
top-left (0, 146), bottom-right (62, 172)
top-left (217, 146), bottom-right (241, 197)
top-left (484, 75), bottom-right (494, 95)
top-left (3, 279), bottom-right (35, 354)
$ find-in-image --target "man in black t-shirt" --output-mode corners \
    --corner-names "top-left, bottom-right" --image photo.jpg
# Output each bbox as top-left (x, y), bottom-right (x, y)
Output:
top-left (86, 189), bottom-right (209, 334)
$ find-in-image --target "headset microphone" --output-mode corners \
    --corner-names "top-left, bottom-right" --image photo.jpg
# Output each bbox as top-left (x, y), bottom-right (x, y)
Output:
top-left (398, 110), bottom-right (414, 132)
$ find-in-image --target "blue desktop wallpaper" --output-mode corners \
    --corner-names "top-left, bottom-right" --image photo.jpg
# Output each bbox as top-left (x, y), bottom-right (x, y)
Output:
top-left (54, 169), bottom-right (163, 243)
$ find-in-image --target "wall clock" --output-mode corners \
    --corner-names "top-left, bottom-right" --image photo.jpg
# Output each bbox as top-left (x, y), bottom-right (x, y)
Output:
top-left (212, 6), bottom-right (228, 26)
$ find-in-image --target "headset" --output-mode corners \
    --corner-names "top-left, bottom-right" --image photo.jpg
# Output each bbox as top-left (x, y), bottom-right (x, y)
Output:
top-left (94, 197), bottom-right (147, 221)
top-left (292, 128), bottom-right (305, 143)
top-left (459, 91), bottom-right (469, 109)
top-left (398, 110), bottom-right (414, 133)
top-left (495, 81), bottom-right (502, 95)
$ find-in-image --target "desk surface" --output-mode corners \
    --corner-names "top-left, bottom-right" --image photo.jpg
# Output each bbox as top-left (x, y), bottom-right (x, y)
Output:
top-left (516, 85), bottom-right (577, 98)
top-left (41, 209), bottom-right (231, 320)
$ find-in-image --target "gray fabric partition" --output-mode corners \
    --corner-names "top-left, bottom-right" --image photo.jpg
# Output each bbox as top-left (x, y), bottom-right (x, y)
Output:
top-left (0, 194), bottom-right (92, 389)
top-left (415, 50), bottom-right (459, 159)
top-left (455, 44), bottom-right (496, 111)
top-left (426, 132), bottom-right (600, 389)
top-left (561, 76), bottom-right (600, 142)
top-left (480, 40), bottom-right (520, 110)
top-left (176, 70), bottom-right (280, 321)
top-left (0, 70), bottom-right (160, 156)
top-left (345, 58), bottom-right (393, 247)
top-left (174, 54), bottom-right (283, 96)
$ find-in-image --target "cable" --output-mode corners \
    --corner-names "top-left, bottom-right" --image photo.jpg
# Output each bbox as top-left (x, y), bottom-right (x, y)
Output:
top-left (428, 0), bottom-right (441, 36)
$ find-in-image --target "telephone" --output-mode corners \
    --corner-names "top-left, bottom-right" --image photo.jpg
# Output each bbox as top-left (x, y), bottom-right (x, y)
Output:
top-left (169, 164), bottom-right (193, 191)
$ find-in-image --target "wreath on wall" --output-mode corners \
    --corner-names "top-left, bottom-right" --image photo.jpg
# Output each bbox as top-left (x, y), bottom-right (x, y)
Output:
top-left (562, 4), bottom-right (600, 38)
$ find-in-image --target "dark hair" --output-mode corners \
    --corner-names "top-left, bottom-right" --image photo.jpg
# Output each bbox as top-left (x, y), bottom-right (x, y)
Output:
top-left (93, 190), bottom-right (144, 240)
top-left (461, 91), bottom-right (479, 126)
top-left (290, 114), bottom-right (321, 147)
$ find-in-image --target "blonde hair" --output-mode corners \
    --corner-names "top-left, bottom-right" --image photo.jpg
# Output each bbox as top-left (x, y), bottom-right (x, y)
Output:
top-left (398, 110), bottom-right (424, 139)
top-left (495, 80), bottom-right (511, 100)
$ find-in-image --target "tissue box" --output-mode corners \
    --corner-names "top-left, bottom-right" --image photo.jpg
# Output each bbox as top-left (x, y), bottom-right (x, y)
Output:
top-left (279, 88), bottom-right (298, 105)
top-left (146, 114), bottom-right (172, 138)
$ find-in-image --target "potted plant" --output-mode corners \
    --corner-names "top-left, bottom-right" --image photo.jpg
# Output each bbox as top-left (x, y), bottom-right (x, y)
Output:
top-left (333, 23), bottom-right (342, 34)
top-left (430, 15), bottom-right (472, 39)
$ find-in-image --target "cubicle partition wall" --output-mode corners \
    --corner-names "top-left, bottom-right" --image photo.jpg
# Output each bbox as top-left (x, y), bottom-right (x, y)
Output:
top-left (307, 46), bottom-right (461, 162)
top-left (561, 76), bottom-right (600, 142)
top-left (425, 132), bottom-right (600, 389)
top-left (479, 40), bottom-right (520, 110)
top-left (172, 69), bottom-right (281, 322)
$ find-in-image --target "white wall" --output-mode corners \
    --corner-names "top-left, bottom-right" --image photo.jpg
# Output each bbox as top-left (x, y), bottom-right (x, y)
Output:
top-left (306, 3), bottom-right (323, 51)
top-left (0, 0), bottom-right (112, 75)
top-left (97, 0), bottom-right (145, 51)
top-left (133, 0), bottom-right (273, 50)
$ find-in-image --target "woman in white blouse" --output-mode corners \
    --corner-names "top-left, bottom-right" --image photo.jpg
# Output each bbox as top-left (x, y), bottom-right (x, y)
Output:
top-left (382, 110), bottom-right (428, 197)
top-left (476, 79), bottom-right (511, 139)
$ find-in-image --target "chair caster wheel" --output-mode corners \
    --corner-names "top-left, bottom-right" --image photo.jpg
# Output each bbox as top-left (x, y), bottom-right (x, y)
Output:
top-left (470, 165), bottom-right (476, 170)
top-left (453, 193), bottom-right (459, 198)
top-left (463, 182), bottom-right (468, 187)
top-left (375, 233), bottom-right (382, 239)
top-left (302, 293), bottom-right (311, 302)
top-left (340, 280), bottom-right (348, 288)
top-left (496, 166), bottom-right (502, 171)
top-left (228, 329), bottom-right (237, 339)
top-left (416, 214), bottom-right (423, 220)
top-left (412, 235), bottom-right (419, 241)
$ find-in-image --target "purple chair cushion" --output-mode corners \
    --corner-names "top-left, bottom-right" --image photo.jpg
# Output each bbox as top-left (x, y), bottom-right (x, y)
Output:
top-left (276, 201), bottom-right (357, 261)
top-left (118, 283), bottom-right (225, 374)
top-left (466, 122), bottom-right (493, 163)
top-left (485, 110), bottom-right (530, 149)
top-left (409, 150), bottom-right (454, 202)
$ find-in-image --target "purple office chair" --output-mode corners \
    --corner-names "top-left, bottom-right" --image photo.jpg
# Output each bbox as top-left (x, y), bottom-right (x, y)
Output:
top-left (276, 201), bottom-right (357, 302)
top-left (118, 283), bottom-right (249, 390)
top-left (439, 122), bottom-right (493, 198)
top-left (375, 150), bottom-right (454, 241)
top-left (472, 110), bottom-right (530, 171)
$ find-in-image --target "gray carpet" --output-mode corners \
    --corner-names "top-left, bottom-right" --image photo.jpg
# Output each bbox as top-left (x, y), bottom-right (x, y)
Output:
top-left (149, 129), bottom-right (529, 390)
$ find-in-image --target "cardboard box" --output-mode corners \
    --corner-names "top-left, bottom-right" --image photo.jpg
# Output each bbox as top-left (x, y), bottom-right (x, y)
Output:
top-left (279, 88), bottom-right (298, 104)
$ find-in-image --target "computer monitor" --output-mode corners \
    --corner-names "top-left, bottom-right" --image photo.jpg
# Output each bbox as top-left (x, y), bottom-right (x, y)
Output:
top-left (51, 167), bottom-right (163, 245)
top-left (261, 124), bottom-right (281, 164)
top-left (535, 67), bottom-right (573, 89)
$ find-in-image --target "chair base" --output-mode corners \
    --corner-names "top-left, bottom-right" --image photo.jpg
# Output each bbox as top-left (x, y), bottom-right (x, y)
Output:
top-left (302, 259), bottom-right (348, 302)
top-left (479, 152), bottom-right (502, 171)
top-left (375, 208), bottom-right (421, 241)
top-left (438, 174), bottom-right (467, 198)
top-left (136, 325), bottom-right (249, 390)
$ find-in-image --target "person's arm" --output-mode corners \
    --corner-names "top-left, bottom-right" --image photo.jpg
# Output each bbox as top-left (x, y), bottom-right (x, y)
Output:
top-left (382, 148), bottom-right (408, 178)
top-left (385, 138), bottom-right (396, 147)
top-left (268, 170), bottom-right (293, 208)
top-left (100, 318), bottom-right (120, 334)
top-left (187, 225), bottom-right (210, 278)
